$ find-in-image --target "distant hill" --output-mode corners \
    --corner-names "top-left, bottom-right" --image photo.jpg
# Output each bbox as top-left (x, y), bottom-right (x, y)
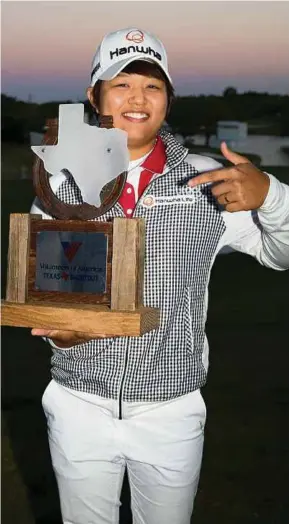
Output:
top-left (2, 90), bottom-right (289, 145)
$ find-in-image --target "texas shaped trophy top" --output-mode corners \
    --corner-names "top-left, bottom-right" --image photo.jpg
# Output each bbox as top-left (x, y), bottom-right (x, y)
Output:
top-left (32, 103), bottom-right (129, 220)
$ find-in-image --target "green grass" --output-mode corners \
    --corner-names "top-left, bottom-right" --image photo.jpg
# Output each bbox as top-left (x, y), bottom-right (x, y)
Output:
top-left (1, 179), bottom-right (289, 524)
top-left (1, 142), bottom-right (35, 179)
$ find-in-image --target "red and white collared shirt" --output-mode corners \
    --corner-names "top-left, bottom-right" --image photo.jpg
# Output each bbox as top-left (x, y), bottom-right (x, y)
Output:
top-left (118, 136), bottom-right (166, 217)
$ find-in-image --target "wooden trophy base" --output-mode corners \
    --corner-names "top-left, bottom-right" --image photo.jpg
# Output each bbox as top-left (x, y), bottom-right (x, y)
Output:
top-left (1, 214), bottom-right (160, 338)
top-left (1, 301), bottom-right (160, 337)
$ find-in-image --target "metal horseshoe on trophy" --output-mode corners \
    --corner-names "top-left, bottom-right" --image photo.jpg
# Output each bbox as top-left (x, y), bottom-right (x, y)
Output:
top-left (1, 104), bottom-right (160, 337)
top-left (32, 113), bottom-right (127, 220)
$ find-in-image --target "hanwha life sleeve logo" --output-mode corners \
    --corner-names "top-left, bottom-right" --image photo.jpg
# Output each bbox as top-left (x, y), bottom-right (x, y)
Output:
top-left (126, 30), bottom-right (144, 44)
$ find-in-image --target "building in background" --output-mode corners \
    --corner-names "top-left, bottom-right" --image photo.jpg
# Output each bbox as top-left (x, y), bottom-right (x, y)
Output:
top-left (192, 120), bottom-right (289, 167)
top-left (211, 121), bottom-right (248, 149)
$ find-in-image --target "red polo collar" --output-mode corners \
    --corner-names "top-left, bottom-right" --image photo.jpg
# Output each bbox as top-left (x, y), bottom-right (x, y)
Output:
top-left (137, 136), bottom-right (166, 198)
top-left (118, 136), bottom-right (167, 216)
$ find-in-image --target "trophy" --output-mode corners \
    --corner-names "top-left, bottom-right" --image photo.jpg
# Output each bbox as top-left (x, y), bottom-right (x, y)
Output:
top-left (1, 104), bottom-right (160, 337)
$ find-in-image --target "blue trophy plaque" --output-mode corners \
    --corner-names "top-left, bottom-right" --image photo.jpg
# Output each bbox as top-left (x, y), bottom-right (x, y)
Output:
top-left (35, 231), bottom-right (107, 294)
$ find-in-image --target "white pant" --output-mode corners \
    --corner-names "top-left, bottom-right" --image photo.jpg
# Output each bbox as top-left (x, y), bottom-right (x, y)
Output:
top-left (42, 380), bottom-right (206, 524)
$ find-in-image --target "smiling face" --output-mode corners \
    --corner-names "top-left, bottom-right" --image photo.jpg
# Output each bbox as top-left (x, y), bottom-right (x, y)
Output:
top-left (87, 64), bottom-right (170, 160)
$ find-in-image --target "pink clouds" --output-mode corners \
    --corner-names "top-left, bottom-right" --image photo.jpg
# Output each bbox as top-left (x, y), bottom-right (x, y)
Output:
top-left (2, 1), bottom-right (289, 101)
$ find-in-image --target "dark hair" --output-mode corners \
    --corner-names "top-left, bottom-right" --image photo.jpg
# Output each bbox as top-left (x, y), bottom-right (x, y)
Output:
top-left (91, 60), bottom-right (175, 118)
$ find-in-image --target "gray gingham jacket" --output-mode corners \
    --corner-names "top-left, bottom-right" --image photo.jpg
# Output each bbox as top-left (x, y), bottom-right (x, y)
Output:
top-left (31, 130), bottom-right (289, 403)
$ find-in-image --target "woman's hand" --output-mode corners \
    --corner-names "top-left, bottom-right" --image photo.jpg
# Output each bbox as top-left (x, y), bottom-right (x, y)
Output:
top-left (31, 328), bottom-right (107, 348)
top-left (188, 142), bottom-right (270, 212)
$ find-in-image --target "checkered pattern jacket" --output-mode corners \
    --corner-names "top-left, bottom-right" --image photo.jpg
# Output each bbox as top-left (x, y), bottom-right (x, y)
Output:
top-left (32, 130), bottom-right (289, 402)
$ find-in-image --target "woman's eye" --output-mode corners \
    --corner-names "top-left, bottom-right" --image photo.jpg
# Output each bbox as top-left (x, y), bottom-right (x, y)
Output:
top-left (115, 83), bottom-right (129, 88)
top-left (147, 84), bottom-right (160, 90)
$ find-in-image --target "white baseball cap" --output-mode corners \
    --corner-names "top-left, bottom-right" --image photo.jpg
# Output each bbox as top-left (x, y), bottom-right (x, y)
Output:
top-left (90, 28), bottom-right (172, 87)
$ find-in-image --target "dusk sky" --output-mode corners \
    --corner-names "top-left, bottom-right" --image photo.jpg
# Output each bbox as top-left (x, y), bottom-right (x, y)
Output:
top-left (2, 1), bottom-right (289, 102)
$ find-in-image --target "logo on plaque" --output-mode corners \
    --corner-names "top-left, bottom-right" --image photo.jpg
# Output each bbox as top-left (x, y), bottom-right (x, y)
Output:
top-left (35, 231), bottom-right (108, 294)
top-left (61, 242), bottom-right (82, 262)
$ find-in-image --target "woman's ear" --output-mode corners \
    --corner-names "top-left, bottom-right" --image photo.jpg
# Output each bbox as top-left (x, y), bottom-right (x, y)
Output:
top-left (86, 87), bottom-right (99, 113)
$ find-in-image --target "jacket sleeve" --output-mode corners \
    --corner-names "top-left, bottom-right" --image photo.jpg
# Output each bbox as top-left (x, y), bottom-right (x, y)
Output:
top-left (219, 173), bottom-right (289, 271)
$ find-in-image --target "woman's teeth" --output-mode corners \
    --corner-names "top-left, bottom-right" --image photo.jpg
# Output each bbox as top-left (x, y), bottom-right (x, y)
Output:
top-left (123, 112), bottom-right (149, 120)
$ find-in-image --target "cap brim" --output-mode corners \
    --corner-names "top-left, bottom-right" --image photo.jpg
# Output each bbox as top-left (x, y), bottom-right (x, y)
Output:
top-left (97, 56), bottom-right (173, 85)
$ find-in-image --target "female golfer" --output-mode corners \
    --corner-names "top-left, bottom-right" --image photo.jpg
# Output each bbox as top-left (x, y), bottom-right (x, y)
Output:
top-left (31, 27), bottom-right (289, 524)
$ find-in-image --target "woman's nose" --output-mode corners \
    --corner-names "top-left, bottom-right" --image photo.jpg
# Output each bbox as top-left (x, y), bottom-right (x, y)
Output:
top-left (128, 87), bottom-right (146, 105)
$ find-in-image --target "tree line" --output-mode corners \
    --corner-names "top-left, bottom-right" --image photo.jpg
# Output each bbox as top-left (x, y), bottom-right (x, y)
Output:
top-left (2, 88), bottom-right (289, 144)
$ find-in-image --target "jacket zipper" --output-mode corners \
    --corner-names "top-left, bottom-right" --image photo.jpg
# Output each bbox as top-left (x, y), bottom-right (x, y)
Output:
top-left (116, 151), bottom-right (187, 418)
top-left (118, 342), bottom-right (129, 420)
top-left (116, 179), bottom-right (158, 419)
